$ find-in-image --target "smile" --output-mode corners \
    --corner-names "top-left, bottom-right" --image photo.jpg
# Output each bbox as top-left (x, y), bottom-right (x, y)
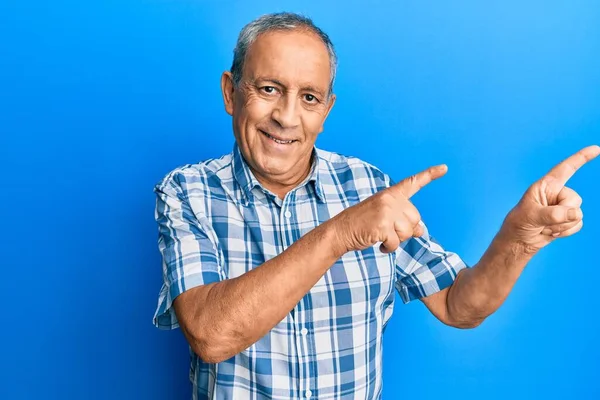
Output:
top-left (260, 130), bottom-right (296, 144)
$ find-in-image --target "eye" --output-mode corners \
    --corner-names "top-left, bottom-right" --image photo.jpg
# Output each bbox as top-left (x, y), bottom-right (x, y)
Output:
top-left (304, 94), bottom-right (318, 103)
top-left (261, 86), bottom-right (277, 94)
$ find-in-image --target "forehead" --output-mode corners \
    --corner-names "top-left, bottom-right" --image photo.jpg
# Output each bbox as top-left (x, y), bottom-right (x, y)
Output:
top-left (243, 29), bottom-right (331, 91)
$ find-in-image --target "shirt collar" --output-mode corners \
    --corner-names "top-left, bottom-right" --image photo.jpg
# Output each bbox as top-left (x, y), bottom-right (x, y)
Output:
top-left (231, 142), bottom-right (326, 204)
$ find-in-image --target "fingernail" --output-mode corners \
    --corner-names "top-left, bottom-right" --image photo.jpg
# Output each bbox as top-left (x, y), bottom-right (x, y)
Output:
top-left (568, 208), bottom-right (579, 220)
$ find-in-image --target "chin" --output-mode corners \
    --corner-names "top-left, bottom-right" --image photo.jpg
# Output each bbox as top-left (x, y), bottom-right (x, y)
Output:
top-left (256, 157), bottom-right (294, 176)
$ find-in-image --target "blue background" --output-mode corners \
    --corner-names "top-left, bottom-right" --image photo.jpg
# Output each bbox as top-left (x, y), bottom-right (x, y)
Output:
top-left (1, 1), bottom-right (599, 399)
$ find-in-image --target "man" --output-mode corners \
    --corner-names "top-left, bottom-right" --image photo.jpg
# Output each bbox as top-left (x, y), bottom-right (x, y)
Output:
top-left (153, 12), bottom-right (598, 400)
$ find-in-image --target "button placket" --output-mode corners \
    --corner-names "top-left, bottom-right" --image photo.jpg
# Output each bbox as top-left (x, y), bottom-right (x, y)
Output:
top-left (280, 199), bottom-right (293, 251)
top-left (281, 194), bottom-right (313, 399)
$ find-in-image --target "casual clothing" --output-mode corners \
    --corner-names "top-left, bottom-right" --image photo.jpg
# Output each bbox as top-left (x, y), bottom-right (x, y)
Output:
top-left (153, 143), bottom-right (468, 399)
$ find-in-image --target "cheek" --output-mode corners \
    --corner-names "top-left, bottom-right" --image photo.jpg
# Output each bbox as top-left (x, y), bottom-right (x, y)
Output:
top-left (240, 93), bottom-right (273, 120)
top-left (233, 103), bottom-right (268, 142)
top-left (302, 111), bottom-right (326, 135)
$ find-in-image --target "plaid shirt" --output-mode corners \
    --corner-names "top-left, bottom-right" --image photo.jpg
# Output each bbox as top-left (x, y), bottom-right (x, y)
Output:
top-left (153, 143), bottom-right (468, 400)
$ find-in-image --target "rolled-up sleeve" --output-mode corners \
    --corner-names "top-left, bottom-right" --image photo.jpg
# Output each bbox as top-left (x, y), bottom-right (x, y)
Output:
top-left (153, 170), bottom-right (222, 330)
top-left (394, 221), bottom-right (469, 304)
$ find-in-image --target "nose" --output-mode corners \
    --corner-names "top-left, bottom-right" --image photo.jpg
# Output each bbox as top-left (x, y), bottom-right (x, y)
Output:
top-left (271, 94), bottom-right (300, 129)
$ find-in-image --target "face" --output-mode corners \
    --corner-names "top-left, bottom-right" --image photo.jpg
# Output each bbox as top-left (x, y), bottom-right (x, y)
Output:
top-left (221, 29), bottom-right (336, 196)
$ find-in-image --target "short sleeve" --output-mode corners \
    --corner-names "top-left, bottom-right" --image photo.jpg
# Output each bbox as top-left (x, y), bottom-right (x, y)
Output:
top-left (152, 170), bottom-right (223, 330)
top-left (382, 174), bottom-right (468, 303)
top-left (394, 221), bottom-right (469, 303)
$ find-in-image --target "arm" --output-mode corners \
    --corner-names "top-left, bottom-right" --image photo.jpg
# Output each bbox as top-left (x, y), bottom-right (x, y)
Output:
top-left (168, 164), bottom-right (448, 363)
top-left (421, 225), bottom-right (534, 329)
top-left (154, 171), bottom-right (347, 363)
top-left (176, 219), bottom-right (343, 364)
top-left (421, 145), bottom-right (599, 328)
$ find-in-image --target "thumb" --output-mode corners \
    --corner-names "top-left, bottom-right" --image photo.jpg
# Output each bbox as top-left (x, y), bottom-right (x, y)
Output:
top-left (392, 164), bottom-right (448, 198)
top-left (536, 205), bottom-right (582, 226)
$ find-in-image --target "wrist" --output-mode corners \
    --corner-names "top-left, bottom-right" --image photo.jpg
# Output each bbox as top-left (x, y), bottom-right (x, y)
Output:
top-left (321, 216), bottom-right (349, 259)
top-left (496, 221), bottom-right (539, 259)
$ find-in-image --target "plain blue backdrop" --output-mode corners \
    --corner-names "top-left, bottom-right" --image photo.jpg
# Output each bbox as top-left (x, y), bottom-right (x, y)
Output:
top-left (1, 1), bottom-right (599, 399)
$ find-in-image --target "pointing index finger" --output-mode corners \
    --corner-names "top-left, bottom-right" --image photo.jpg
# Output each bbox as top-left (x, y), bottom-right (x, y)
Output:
top-left (544, 145), bottom-right (600, 187)
top-left (393, 164), bottom-right (448, 198)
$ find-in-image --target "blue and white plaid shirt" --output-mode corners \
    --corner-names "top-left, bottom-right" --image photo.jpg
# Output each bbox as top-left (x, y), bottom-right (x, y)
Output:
top-left (153, 143), bottom-right (468, 399)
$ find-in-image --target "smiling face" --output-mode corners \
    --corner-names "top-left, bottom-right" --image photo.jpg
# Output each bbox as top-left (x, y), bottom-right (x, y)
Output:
top-left (221, 29), bottom-right (336, 199)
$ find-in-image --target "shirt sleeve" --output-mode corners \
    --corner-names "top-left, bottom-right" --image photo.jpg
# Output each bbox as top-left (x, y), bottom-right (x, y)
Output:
top-left (394, 220), bottom-right (469, 303)
top-left (152, 170), bottom-right (223, 330)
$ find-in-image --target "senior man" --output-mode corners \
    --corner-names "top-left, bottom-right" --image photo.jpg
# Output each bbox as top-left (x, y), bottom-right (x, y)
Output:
top-left (153, 12), bottom-right (598, 400)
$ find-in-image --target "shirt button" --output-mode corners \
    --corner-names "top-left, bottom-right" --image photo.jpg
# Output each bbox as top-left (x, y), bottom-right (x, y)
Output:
top-left (305, 390), bottom-right (312, 398)
top-left (300, 327), bottom-right (308, 336)
top-left (284, 210), bottom-right (292, 219)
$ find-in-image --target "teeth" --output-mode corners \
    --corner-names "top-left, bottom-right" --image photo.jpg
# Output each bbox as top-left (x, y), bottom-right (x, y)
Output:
top-left (264, 131), bottom-right (294, 144)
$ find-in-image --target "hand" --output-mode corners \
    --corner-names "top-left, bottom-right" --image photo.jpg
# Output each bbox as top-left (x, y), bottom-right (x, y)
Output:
top-left (331, 164), bottom-right (448, 255)
top-left (502, 145), bottom-right (600, 253)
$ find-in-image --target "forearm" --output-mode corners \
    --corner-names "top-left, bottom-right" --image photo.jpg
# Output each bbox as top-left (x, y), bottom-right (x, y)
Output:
top-left (188, 219), bottom-right (343, 362)
top-left (446, 226), bottom-right (537, 327)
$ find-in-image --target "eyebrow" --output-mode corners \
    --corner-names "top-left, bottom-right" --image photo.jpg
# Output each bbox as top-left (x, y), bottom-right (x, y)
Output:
top-left (302, 85), bottom-right (326, 98)
top-left (255, 78), bottom-right (326, 98)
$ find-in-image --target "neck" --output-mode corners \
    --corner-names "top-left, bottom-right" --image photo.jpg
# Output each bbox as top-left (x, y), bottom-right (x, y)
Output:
top-left (252, 153), bottom-right (314, 200)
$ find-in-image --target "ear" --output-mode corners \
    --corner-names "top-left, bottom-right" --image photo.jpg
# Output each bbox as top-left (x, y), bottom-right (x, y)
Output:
top-left (221, 71), bottom-right (235, 116)
top-left (318, 93), bottom-right (336, 133)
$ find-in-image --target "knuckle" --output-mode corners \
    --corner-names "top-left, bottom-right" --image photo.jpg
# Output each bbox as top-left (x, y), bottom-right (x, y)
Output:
top-left (375, 217), bottom-right (389, 233)
top-left (378, 191), bottom-right (395, 205)
top-left (395, 225), bottom-right (409, 235)
top-left (395, 226), bottom-right (413, 241)
top-left (410, 174), bottom-right (420, 187)
top-left (567, 161), bottom-right (580, 174)
top-left (393, 218), bottom-right (409, 231)
top-left (409, 206), bottom-right (421, 223)
top-left (398, 232), bottom-right (412, 242)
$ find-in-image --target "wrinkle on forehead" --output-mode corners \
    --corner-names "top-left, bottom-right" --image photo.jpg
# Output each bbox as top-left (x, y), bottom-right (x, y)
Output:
top-left (241, 30), bottom-right (331, 95)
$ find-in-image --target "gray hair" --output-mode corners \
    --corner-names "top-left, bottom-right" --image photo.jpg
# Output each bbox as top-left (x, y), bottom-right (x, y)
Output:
top-left (230, 12), bottom-right (338, 96)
